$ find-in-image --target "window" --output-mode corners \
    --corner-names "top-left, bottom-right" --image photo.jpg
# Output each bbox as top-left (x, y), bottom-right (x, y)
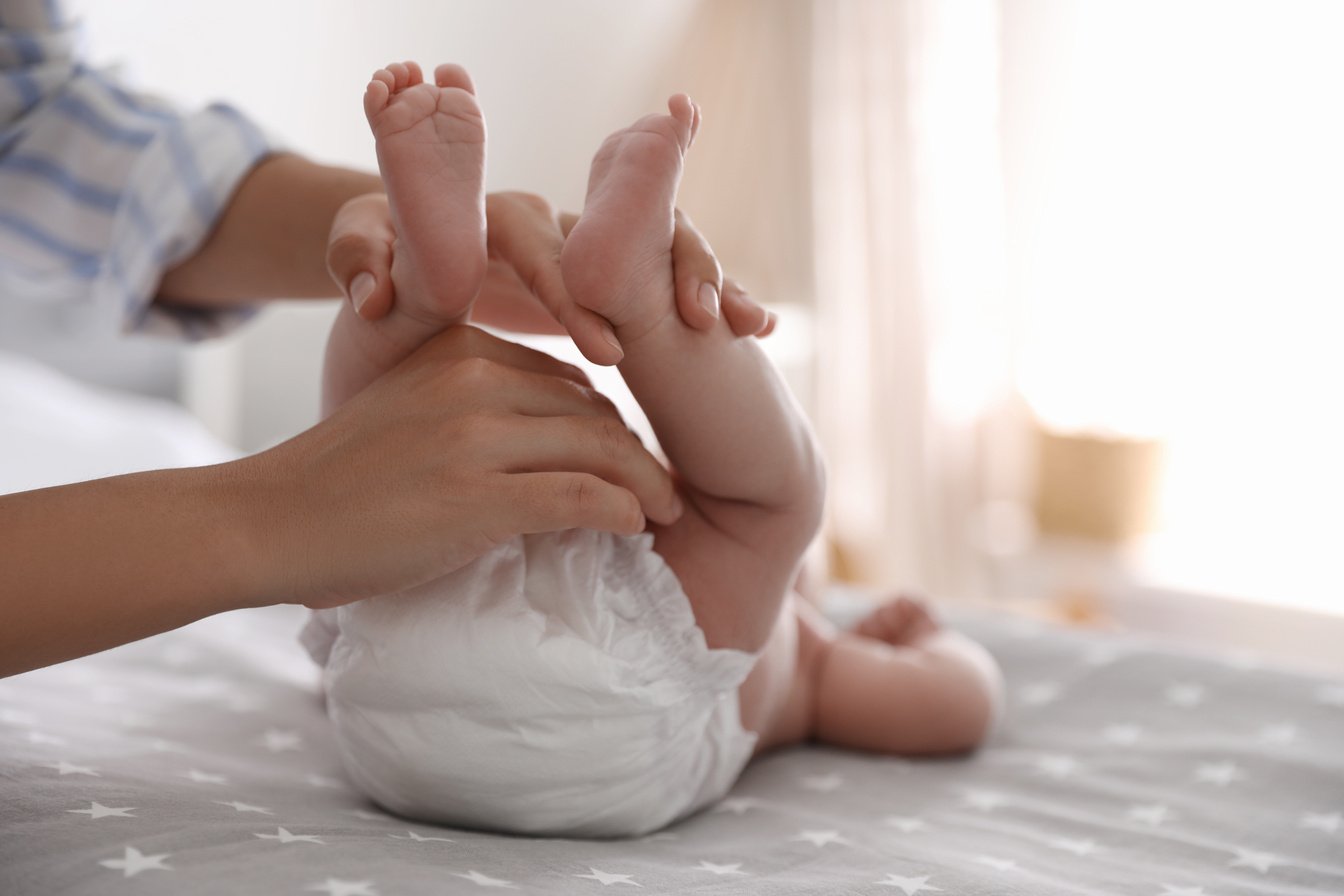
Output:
top-left (1004, 1), bottom-right (1344, 614)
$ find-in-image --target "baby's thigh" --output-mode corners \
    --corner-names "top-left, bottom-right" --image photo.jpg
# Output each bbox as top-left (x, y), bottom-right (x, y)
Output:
top-left (737, 596), bottom-right (828, 753)
top-left (649, 504), bottom-right (801, 652)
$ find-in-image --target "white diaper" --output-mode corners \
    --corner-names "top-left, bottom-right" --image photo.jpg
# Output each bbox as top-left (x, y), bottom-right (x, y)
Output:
top-left (302, 530), bottom-right (758, 838)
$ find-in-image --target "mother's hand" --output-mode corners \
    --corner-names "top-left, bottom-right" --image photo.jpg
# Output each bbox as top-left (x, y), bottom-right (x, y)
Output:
top-left (325, 191), bottom-right (775, 364)
top-left (247, 326), bottom-right (682, 609)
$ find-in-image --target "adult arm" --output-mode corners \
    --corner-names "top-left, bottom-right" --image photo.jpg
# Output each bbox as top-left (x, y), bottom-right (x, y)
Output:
top-left (0, 327), bottom-right (681, 679)
top-left (156, 155), bottom-right (383, 304)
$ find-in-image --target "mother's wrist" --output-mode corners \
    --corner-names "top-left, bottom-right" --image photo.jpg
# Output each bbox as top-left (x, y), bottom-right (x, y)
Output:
top-left (198, 453), bottom-right (296, 612)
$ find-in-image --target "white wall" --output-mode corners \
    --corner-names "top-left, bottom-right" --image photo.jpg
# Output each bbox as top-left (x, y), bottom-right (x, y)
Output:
top-left (75, 0), bottom-right (705, 449)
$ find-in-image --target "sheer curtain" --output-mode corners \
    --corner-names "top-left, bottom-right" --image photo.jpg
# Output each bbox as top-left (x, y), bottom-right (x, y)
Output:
top-left (811, 0), bottom-right (1016, 599)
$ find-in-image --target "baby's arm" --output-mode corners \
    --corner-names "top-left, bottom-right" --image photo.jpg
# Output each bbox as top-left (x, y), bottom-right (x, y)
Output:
top-left (814, 626), bottom-right (1004, 755)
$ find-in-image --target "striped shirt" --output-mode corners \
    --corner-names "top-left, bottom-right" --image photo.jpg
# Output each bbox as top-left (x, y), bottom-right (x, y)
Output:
top-left (0, 0), bottom-right (275, 340)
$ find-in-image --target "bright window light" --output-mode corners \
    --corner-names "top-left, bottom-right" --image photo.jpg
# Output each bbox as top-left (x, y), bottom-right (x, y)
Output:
top-left (1010, 1), bottom-right (1344, 613)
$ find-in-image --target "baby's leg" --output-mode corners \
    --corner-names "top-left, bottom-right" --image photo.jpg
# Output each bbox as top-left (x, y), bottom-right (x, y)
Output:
top-left (561, 98), bottom-right (824, 661)
top-left (323, 62), bottom-right (487, 414)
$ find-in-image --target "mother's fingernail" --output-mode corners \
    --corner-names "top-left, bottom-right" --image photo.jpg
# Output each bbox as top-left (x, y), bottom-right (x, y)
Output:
top-left (602, 327), bottom-right (624, 360)
top-left (698, 282), bottom-right (720, 318)
top-left (350, 272), bottom-right (375, 314)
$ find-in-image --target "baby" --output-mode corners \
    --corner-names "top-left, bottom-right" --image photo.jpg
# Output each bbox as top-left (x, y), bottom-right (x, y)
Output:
top-left (304, 61), bottom-right (1004, 838)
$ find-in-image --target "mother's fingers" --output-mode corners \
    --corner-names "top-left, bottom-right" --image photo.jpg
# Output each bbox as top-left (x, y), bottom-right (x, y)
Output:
top-left (504, 472), bottom-right (646, 537)
top-left (720, 278), bottom-right (772, 336)
top-left (326, 193), bottom-right (396, 321)
top-left (472, 363), bottom-right (623, 422)
top-left (558, 303), bottom-right (628, 366)
top-left (672, 209), bottom-right (724, 329)
top-left (417, 325), bottom-right (591, 388)
top-left (487, 193), bottom-right (624, 366)
top-left (493, 415), bottom-right (681, 526)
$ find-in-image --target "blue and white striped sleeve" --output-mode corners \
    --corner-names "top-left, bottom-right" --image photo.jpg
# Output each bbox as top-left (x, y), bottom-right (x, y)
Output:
top-left (0, 2), bottom-right (280, 341)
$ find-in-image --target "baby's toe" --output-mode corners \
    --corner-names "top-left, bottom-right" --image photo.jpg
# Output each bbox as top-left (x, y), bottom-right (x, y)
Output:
top-left (385, 61), bottom-right (412, 91)
top-left (364, 77), bottom-right (392, 119)
top-left (666, 94), bottom-right (696, 148)
top-left (434, 63), bottom-right (476, 94)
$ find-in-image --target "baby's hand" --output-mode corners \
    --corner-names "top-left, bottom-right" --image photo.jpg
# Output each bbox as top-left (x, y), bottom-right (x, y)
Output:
top-left (852, 593), bottom-right (942, 647)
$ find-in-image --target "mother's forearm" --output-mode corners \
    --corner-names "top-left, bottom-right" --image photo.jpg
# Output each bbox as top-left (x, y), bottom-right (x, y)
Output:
top-left (156, 154), bottom-right (384, 306)
top-left (0, 464), bottom-right (273, 678)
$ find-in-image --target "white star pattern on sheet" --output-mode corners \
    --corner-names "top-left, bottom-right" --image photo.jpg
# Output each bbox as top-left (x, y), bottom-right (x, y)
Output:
top-left (1103, 724), bottom-right (1142, 745)
top-left (874, 873), bottom-right (942, 894)
top-left (305, 773), bottom-right (344, 789)
top-left (1034, 754), bottom-right (1080, 779)
top-left (307, 879), bottom-right (378, 896)
top-left (99, 846), bottom-right (171, 877)
top-left (1128, 804), bottom-right (1173, 826)
top-left (183, 768), bottom-right (228, 785)
top-left (257, 728), bottom-right (303, 752)
top-left (68, 802), bottom-right (135, 819)
top-left (800, 773), bottom-right (844, 792)
top-left (389, 830), bottom-right (455, 842)
top-left (453, 870), bottom-right (516, 888)
top-left (1300, 812), bottom-right (1341, 833)
top-left (45, 760), bottom-right (98, 776)
top-left (575, 868), bottom-right (641, 886)
top-left (975, 856), bottom-right (1019, 872)
top-left (962, 789), bottom-right (1009, 811)
top-left (1229, 848), bottom-right (1281, 873)
top-left (1194, 761), bottom-right (1246, 786)
top-left (215, 800), bottom-right (273, 814)
top-left (714, 797), bottom-right (762, 814)
top-left (1019, 682), bottom-right (1062, 705)
top-left (27, 731), bottom-right (66, 746)
top-left (791, 829), bottom-right (851, 847)
top-left (254, 826), bottom-right (325, 845)
top-left (1257, 723), bottom-right (1298, 744)
top-left (1165, 683), bottom-right (1205, 707)
top-left (693, 862), bottom-right (745, 876)
top-left (1049, 837), bottom-right (1099, 856)
top-left (148, 738), bottom-right (186, 753)
top-left (10, 554), bottom-right (1344, 896)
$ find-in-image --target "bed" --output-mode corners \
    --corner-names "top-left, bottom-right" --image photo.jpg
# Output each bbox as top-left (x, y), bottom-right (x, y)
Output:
top-left (3, 354), bottom-right (1343, 895)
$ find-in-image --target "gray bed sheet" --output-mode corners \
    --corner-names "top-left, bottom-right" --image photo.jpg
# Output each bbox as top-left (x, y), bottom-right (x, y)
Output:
top-left (3, 602), bottom-right (1342, 895)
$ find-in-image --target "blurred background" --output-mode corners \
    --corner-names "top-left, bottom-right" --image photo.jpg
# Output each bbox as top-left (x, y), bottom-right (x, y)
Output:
top-left (21, 0), bottom-right (1344, 665)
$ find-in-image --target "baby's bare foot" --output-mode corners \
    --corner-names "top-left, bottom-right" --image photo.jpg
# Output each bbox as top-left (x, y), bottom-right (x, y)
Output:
top-left (560, 95), bottom-right (698, 341)
top-left (852, 594), bottom-right (942, 646)
top-left (365, 61), bottom-right (487, 327)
